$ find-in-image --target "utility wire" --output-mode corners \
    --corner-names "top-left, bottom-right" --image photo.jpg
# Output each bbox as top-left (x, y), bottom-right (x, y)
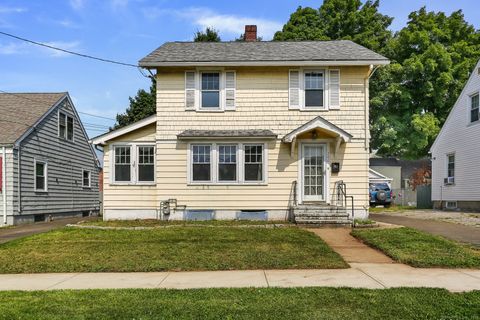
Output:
top-left (0, 30), bottom-right (139, 68)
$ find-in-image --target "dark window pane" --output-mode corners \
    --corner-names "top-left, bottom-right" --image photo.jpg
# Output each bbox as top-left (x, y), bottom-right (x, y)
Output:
top-left (59, 113), bottom-right (66, 138)
top-left (193, 164), bottom-right (210, 181)
top-left (83, 171), bottom-right (90, 186)
top-left (219, 164), bottom-right (236, 181)
top-left (67, 116), bottom-right (74, 140)
top-left (305, 90), bottom-right (324, 107)
top-left (472, 109), bottom-right (479, 122)
top-left (36, 176), bottom-right (45, 190)
top-left (115, 165), bottom-right (130, 182)
top-left (202, 91), bottom-right (220, 108)
top-left (245, 164), bottom-right (262, 181)
top-left (36, 163), bottom-right (44, 176)
top-left (139, 165), bottom-right (154, 182)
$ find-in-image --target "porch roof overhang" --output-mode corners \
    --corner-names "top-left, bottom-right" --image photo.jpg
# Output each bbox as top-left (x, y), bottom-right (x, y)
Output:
top-left (177, 129), bottom-right (277, 140)
top-left (282, 116), bottom-right (353, 157)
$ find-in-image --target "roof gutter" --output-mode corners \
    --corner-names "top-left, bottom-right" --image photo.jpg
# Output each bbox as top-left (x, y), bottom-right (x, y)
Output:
top-left (139, 60), bottom-right (390, 68)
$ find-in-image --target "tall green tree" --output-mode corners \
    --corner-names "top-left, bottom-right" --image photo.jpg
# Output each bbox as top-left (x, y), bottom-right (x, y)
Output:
top-left (194, 27), bottom-right (221, 42)
top-left (274, 0), bottom-right (393, 52)
top-left (113, 78), bottom-right (156, 130)
top-left (370, 8), bottom-right (480, 158)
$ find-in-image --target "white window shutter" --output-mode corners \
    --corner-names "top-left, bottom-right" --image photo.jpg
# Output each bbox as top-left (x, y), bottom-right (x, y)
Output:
top-left (329, 69), bottom-right (340, 109)
top-left (225, 71), bottom-right (236, 110)
top-left (289, 70), bottom-right (300, 109)
top-left (185, 71), bottom-right (196, 110)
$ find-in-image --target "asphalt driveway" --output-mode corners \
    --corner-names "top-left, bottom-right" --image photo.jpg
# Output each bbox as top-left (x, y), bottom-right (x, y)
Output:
top-left (0, 216), bottom-right (96, 244)
top-left (371, 213), bottom-right (480, 247)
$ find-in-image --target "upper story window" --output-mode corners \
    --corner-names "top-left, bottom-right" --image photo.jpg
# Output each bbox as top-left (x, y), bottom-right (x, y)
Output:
top-left (113, 144), bottom-right (156, 184)
top-left (304, 71), bottom-right (324, 108)
top-left (59, 112), bottom-right (74, 141)
top-left (34, 159), bottom-right (47, 192)
top-left (201, 72), bottom-right (220, 109)
top-left (471, 93), bottom-right (479, 123)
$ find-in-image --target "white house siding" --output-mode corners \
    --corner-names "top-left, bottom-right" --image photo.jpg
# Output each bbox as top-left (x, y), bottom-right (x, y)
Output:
top-left (11, 98), bottom-right (100, 224)
top-left (431, 60), bottom-right (480, 210)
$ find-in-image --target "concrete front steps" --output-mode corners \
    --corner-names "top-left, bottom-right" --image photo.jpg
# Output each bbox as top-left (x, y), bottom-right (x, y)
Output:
top-left (293, 204), bottom-right (352, 227)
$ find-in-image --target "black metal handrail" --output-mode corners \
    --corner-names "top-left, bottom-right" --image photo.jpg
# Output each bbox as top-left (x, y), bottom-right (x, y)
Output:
top-left (335, 180), bottom-right (355, 227)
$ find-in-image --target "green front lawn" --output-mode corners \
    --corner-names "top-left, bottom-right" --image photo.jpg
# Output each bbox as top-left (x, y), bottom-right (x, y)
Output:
top-left (352, 227), bottom-right (480, 268)
top-left (0, 287), bottom-right (478, 319)
top-left (0, 226), bottom-right (347, 273)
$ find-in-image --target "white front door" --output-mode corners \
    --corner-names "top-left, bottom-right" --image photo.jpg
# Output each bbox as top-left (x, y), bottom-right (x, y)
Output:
top-left (301, 144), bottom-right (327, 202)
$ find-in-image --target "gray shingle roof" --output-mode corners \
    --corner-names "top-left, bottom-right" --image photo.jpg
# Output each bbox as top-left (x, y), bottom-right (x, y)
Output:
top-left (139, 40), bottom-right (388, 67)
top-left (177, 129), bottom-right (277, 139)
top-left (0, 93), bottom-right (66, 145)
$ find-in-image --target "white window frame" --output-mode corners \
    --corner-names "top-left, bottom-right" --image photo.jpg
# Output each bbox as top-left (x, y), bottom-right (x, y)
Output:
top-left (187, 142), bottom-right (268, 185)
top-left (110, 142), bottom-right (156, 185)
top-left (34, 159), bottom-right (48, 192)
top-left (470, 92), bottom-right (479, 124)
top-left (58, 110), bottom-right (74, 142)
top-left (217, 144), bottom-right (239, 183)
top-left (303, 69), bottom-right (326, 110)
top-left (199, 71), bottom-right (223, 111)
top-left (82, 169), bottom-right (91, 188)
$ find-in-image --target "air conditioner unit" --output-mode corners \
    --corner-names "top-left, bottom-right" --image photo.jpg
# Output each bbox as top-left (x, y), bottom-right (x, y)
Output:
top-left (444, 177), bottom-right (455, 185)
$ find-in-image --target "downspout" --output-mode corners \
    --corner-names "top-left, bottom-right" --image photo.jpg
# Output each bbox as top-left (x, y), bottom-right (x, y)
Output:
top-left (364, 64), bottom-right (379, 151)
top-left (2, 147), bottom-right (6, 225)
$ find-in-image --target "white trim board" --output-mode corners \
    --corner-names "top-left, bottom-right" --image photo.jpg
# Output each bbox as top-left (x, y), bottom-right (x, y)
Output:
top-left (91, 115), bottom-right (156, 145)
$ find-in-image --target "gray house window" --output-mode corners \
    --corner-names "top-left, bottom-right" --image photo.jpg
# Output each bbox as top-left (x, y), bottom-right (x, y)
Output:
top-left (192, 145), bottom-right (211, 181)
top-left (471, 93), bottom-right (479, 123)
top-left (201, 72), bottom-right (220, 108)
top-left (82, 170), bottom-right (91, 187)
top-left (304, 71), bottom-right (324, 107)
top-left (114, 146), bottom-right (131, 182)
top-left (244, 144), bottom-right (263, 181)
top-left (34, 160), bottom-right (47, 192)
top-left (218, 145), bottom-right (237, 181)
top-left (59, 112), bottom-right (74, 141)
top-left (138, 146), bottom-right (155, 182)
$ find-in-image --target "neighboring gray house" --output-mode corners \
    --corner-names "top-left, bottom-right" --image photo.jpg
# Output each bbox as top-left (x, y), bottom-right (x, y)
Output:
top-left (430, 59), bottom-right (480, 211)
top-left (0, 92), bottom-right (100, 225)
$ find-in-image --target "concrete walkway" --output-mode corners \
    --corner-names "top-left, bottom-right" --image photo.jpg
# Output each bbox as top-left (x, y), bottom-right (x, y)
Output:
top-left (308, 228), bottom-right (395, 263)
top-left (371, 213), bottom-right (480, 247)
top-left (0, 264), bottom-right (479, 292)
top-left (0, 216), bottom-right (97, 244)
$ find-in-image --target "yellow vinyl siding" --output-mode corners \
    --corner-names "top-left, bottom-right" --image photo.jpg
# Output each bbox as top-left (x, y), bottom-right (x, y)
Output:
top-left (103, 123), bottom-right (158, 209)
top-left (102, 66), bottom-right (370, 213)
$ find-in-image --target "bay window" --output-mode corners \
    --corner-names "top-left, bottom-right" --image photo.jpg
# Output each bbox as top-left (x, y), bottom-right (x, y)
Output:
top-left (190, 143), bottom-right (266, 184)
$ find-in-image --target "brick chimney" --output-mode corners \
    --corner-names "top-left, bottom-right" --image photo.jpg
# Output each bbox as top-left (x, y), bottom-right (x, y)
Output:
top-left (244, 25), bottom-right (257, 42)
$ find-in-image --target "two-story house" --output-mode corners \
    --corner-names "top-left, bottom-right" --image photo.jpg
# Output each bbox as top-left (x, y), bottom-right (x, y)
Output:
top-left (92, 25), bottom-right (389, 224)
top-left (0, 92), bottom-right (100, 225)
top-left (430, 59), bottom-right (480, 211)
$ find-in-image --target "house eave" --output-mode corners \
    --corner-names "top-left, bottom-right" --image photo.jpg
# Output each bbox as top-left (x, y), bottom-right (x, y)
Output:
top-left (90, 115), bottom-right (157, 145)
top-left (139, 60), bottom-right (390, 68)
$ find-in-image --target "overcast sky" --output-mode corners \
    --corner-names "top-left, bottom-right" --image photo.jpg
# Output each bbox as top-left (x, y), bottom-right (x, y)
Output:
top-left (0, 0), bottom-right (479, 138)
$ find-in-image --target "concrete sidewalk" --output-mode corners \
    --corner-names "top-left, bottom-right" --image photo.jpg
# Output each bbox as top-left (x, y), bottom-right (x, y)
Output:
top-left (0, 263), bottom-right (479, 292)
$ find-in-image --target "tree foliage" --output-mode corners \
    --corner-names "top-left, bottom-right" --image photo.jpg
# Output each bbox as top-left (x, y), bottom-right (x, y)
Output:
top-left (113, 78), bottom-right (156, 130)
top-left (274, 0), bottom-right (393, 52)
top-left (194, 27), bottom-right (221, 42)
top-left (275, 1), bottom-right (480, 159)
top-left (370, 8), bottom-right (480, 158)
